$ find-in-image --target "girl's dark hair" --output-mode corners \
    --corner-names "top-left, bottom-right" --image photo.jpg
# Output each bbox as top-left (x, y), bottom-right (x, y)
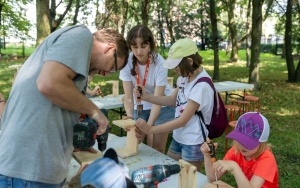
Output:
top-left (178, 52), bottom-right (203, 77)
top-left (126, 25), bottom-right (158, 76)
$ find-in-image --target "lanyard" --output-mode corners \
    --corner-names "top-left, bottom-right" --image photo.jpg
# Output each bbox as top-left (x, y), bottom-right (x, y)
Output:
top-left (135, 57), bottom-right (150, 86)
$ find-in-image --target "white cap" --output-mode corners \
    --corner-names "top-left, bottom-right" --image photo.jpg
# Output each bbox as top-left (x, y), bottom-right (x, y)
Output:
top-left (163, 38), bottom-right (198, 69)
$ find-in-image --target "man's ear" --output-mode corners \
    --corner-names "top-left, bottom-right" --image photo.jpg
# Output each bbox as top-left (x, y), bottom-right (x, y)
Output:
top-left (105, 43), bottom-right (116, 53)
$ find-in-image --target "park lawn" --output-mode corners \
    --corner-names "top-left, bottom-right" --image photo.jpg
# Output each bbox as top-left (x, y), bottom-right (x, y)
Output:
top-left (0, 50), bottom-right (299, 187)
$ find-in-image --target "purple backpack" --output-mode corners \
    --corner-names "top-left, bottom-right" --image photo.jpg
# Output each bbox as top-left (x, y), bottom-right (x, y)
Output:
top-left (194, 77), bottom-right (228, 140)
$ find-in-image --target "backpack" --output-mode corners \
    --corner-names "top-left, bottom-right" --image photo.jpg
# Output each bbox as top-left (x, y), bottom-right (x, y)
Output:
top-left (193, 77), bottom-right (228, 141)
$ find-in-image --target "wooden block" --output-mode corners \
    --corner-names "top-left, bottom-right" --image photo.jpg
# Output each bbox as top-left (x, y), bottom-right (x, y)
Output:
top-left (178, 159), bottom-right (197, 188)
top-left (112, 119), bottom-right (136, 130)
top-left (72, 150), bottom-right (103, 172)
top-left (112, 119), bottom-right (138, 158)
top-left (106, 80), bottom-right (119, 97)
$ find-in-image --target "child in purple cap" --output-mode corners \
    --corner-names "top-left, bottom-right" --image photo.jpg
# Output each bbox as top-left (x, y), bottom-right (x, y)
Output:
top-left (201, 112), bottom-right (278, 188)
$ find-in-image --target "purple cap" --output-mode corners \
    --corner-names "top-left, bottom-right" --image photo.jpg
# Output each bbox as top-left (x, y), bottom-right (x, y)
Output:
top-left (226, 112), bottom-right (270, 150)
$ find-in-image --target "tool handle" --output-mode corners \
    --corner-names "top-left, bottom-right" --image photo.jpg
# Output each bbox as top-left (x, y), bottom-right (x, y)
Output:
top-left (137, 86), bottom-right (142, 102)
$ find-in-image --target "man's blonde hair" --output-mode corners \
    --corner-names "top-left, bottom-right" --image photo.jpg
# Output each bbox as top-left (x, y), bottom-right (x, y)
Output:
top-left (93, 29), bottom-right (129, 69)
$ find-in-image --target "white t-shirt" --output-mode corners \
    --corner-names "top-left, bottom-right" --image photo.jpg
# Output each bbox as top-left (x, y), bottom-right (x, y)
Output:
top-left (173, 68), bottom-right (214, 145)
top-left (119, 52), bottom-right (173, 110)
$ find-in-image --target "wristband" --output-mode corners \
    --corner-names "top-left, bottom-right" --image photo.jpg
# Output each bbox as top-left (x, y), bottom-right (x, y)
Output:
top-left (0, 99), bottom-right (5, 103)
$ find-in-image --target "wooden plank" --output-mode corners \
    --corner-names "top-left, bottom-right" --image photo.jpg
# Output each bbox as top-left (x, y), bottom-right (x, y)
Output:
top-left (178, 159), bottom-right (197, 188)
top-left (106, 80), bottom-right (119, 97)
top-left (112, 119), bottom-right (136, 130)
top-left (72, 150), bottom-right (103, 168)
top-left (112, 119), bottom-right (138, 158)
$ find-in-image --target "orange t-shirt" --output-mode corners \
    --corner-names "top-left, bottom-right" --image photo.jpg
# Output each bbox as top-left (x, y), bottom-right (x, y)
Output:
top-left (224, 147), bottom-right (279, 188)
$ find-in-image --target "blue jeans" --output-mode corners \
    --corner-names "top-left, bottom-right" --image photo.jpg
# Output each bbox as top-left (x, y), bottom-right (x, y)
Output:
top-left (134, 106), bottom-right (175, 125)
top-left (0, 174), bottom-right (65, 188)
top-left (168, 139), bottom-right (204, 162)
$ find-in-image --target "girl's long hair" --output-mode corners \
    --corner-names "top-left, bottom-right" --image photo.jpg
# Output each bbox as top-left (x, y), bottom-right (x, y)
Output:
top-left (126, 25), bottom-right (158, 76)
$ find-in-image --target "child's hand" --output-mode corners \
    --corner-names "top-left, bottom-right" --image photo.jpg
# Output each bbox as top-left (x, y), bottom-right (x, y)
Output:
top-left (133, 85), bottom-right (146, 99)
top-left (200, 139), bottom-right (218, 157)
top-left (135, 127), bottom-right (146, 143)
top-left (213, 160), bottom-right (237, 173)
top-left (94, 86), bottom-right (103, 97)
top-left (136, 118), bottom-right (151, 134)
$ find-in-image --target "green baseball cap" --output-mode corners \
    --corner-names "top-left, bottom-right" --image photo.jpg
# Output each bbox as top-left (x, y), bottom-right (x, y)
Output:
top-left (163, 38), bottom-right (198, 69)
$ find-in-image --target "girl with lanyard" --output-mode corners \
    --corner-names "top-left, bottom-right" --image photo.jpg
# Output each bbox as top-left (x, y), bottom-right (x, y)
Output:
top-left (119, 25), bottom-right (175, 154)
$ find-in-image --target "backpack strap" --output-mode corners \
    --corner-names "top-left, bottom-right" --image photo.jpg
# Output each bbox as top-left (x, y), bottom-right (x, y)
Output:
top-left (193, 77), bottom-right (217, 142)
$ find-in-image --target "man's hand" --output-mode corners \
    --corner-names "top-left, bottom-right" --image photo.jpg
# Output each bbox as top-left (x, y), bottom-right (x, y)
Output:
top-left (89, 111), bottom-right (109, 135)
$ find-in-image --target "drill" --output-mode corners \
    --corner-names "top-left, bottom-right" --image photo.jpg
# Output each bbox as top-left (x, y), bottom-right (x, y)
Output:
top-left (131, 164), bottom-right (181, 187)
top-left (73, 116), bottom-right (109, 152)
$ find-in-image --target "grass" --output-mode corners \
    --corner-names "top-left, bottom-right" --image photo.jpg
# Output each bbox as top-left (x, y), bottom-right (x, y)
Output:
top-left (0, 50), bottom-right (299, 187)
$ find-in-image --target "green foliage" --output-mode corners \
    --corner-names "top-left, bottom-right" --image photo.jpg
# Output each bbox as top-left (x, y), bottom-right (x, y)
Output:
top-left (0, 50), bottom-right (299, 187)
top-left (0, 1), bottom-right (32, 37)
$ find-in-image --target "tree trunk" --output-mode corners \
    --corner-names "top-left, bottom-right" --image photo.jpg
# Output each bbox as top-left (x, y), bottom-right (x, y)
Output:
top-left (246, 0), bottom-right (252, 67)
top-left (165, 0), bottom-right (175, 43)
top-left (120, 0), bottom-right (129, 36)
top-left (249, 0), bottom-right (264, 89)
top-left (157, 9), bottom-right (165, 48)
top-left (227, 0), bottom-right (239, 62)
top-left (295, 59), bottom-right (300, 82)
top-left (141, 0), bottom-right (150, 26)
top-left (209, 0), bottom-right (220, 80)
top-left (36, 0), bottom-right (51, 47)
top-left (285, 0), bottom-right (296, 82)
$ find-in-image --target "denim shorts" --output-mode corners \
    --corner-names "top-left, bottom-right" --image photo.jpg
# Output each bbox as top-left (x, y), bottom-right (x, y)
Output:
top-left (0, 174), bottom-right (65, 188)
top-left (168, 139), bottom-right (204, 162)
top-left (134, 106), bottom-right (175, 125)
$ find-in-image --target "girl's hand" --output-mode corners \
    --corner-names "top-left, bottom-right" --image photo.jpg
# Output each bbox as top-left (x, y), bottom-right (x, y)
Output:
top-left (213, 160), bottom-right (237, 173)
top-left (200, 141), bottom-right (213, 157)
top-left (136, 118), bottom-right (151, 134)
top-left (94, 86), bottom-right (103, 97)
top-left (133, 85), bottom-right (146, 99)
top-left (135, 127), bottom-right (146, 143)
top-left (200, 138), bottom-right (218, 157)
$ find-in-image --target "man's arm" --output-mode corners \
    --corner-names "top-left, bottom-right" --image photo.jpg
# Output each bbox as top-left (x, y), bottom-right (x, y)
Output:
top-left (36, 61), bottom-right (108, 134)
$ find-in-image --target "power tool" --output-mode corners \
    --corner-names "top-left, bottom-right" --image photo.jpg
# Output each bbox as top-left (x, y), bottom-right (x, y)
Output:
top-left (73, 116), bottom-right (109, 152)
top-left (131, 164), bottom-right (181, 187)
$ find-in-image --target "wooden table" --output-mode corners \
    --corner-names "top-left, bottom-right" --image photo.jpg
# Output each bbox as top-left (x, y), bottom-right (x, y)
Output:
top-left (214, 81), bottom-right (254, 103)
top-left (66, 134), bottom-right (210, 187)
top-left (90, 81), bottom-right (254, 110)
